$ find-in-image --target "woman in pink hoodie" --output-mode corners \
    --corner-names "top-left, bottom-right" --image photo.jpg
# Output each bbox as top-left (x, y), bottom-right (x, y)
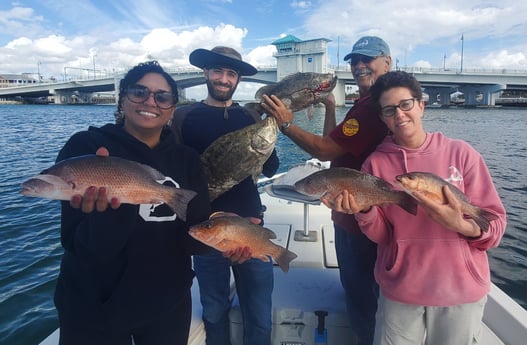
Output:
top-left (326, 71), bottom-right (506, 345)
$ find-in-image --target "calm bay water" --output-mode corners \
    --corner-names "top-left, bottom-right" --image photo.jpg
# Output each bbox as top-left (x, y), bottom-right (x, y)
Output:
top-left (0, 104), bottom-right (526, 344)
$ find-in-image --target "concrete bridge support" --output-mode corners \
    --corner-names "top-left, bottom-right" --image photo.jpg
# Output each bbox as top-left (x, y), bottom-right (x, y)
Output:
top-left (333, 79), bottom-right (347, 107)
top-left (424, 87), bottom-right (457, 106)
top-left (458, 84), bottom-right (506, 106)
top-left (54, 90), bottom-right (95, 104)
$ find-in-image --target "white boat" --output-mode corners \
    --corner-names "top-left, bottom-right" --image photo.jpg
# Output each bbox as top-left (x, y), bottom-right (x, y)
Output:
top-left (40, 161), bottom-right (527, 345)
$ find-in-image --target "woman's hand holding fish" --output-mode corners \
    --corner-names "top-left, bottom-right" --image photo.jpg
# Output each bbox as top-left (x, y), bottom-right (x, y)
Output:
top-left (321, 190), bottom-right (370, 214)
top-left (71, 186), bottom-right (121, 213)
top-left (260, 94), bottom-right (294, 129)
top-left (413, 185), bottom-right (482, 237)
top-left (69, 147), bottom-right (121, 213)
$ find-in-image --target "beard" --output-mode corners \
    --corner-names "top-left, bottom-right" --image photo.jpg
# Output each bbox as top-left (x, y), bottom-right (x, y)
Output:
top-left (206, 79), bottom-right (238, 102)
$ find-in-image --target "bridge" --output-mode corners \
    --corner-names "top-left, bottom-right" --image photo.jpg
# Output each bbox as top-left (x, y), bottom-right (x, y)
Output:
top-left (1, 65), bottom-right (527, 106)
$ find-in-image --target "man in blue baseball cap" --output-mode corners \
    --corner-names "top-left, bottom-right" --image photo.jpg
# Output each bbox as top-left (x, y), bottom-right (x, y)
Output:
top-left (344, 36), bottom-right (391, 61)
top-left (262, 35), bottom-right (392, 345)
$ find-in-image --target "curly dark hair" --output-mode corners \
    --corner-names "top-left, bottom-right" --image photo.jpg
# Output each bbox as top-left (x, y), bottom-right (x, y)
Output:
top-left (114, 60), bottom-right (179, 124)
top-left (370, 71), bottom-right (423, 112)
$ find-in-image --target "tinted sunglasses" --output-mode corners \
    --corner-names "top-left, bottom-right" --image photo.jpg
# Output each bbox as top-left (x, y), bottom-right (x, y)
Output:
top-left (349, 55), bottom-right (381, 66)
top-left (125, 84), bottom-right (176, 109)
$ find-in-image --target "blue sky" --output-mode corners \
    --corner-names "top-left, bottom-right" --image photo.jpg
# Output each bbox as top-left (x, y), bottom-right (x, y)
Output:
top-left (1, 0), bottom-right (526, 98)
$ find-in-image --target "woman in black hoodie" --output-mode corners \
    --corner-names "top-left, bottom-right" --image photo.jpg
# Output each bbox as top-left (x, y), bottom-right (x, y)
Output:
top-left (54, 61), bottom-right (211, 345)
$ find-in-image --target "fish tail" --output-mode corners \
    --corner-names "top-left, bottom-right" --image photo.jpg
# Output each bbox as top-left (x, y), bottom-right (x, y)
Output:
top-left (275, 248), bottom-right (298, 272)
top-left (398, 192), bottom-right (419, 215)
top-left (166, 188), bottom-right (198, 222)
top-left (473, 209), bottom-right (500, 232)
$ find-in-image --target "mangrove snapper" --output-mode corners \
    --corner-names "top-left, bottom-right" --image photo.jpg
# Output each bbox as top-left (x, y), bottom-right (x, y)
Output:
top-left (396, 171), bottom-right (499, 232)
top-left (20, 155), bottom-right (197, 221)
top-left (294, 167), bottom-right (418, 215)
top-left (189, 216), bottom-right (298, 272)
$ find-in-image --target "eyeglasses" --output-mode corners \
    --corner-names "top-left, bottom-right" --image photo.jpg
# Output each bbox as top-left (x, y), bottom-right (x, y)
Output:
top-left (125, 84), bottom-right (176, 109)
top-left (349, 54), bottom-right (381, 66)
top-left (380, 98), bottom-right (418, 118)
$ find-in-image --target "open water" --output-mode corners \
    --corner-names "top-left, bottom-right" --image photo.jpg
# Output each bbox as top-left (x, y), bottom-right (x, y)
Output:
top-left (0, 104), bottom-right (526, 345)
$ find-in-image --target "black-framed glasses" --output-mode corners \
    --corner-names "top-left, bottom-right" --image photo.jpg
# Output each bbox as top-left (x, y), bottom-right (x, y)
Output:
top-left (125, 84), bottom-right (176, 109)
top-left (349, 54), bottom-right (381, 66)
top-left (380, 98), bottom-right (418, 118)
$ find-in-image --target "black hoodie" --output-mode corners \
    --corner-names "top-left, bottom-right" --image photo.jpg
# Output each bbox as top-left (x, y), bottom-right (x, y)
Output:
top-left (53, 123), bottom-right (211, 331)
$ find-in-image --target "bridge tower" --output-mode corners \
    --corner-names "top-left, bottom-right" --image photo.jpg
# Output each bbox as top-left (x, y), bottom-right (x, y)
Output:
top-left (272, 35), bottom-right (331, 81)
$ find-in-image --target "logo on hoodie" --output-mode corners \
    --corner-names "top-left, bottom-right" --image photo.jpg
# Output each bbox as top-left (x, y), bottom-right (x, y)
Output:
top-left (342, 118), bottom-right (359, 136)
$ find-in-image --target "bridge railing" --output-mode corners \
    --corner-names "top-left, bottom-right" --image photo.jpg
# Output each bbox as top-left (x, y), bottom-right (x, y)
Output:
top-left (329, 65), bottom-right (527, 76)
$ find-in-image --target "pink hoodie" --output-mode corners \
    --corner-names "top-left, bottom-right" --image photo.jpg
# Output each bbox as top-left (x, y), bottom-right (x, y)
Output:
top-left (355, 132), bottom-right (506, 306)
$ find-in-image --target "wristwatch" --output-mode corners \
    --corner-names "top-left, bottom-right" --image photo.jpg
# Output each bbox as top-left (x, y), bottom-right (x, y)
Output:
top-left (280, 121), bottom-right (291, 133)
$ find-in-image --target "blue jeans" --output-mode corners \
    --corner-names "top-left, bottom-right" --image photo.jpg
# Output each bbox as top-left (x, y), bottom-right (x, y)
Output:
top-left (193, 250), bottom-right (273, 345)
top-left (334, 224), bottom-right (379, 345)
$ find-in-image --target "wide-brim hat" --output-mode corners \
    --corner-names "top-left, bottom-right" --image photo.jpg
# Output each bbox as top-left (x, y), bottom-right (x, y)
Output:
top-left (344, 36), bottom-right (390, 61)
top-left (189, 46), bottom-right (257, 76)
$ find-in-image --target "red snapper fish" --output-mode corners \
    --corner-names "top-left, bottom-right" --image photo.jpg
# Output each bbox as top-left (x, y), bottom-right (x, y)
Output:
top-left (396, 171), bottom-right (499, 232)
top-left (189, 216), bottom-right (298, 272)
top-left (294, 167), bottom-right (418, 215)
top-left (20, 155), bottom-right (197, 221)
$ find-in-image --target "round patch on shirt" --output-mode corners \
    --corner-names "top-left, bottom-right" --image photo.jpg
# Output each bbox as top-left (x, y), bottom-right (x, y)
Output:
top-left (342, 118), bottom-right (359, 136)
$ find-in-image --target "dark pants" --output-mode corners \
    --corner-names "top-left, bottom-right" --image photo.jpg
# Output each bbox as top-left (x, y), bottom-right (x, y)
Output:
top-left (58, 292), bottom-right (192, 345)
top-left (193, 250), bottom-right (273, 345)
top-left (334, 224), bottom-right (379, 345)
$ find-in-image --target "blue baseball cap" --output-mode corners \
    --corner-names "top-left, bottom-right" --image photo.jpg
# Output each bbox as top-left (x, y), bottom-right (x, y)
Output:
top-left (344, 36), bottom-right (390, 61)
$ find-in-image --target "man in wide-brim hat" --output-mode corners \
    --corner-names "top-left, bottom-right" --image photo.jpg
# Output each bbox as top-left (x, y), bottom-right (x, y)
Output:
top-left (172, 46), bottom-right (278, 345)
top-left (186, 46), bottom-right (257, 107)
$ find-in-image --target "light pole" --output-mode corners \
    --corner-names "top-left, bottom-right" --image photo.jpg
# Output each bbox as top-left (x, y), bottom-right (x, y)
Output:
top-left (37, 61), bottom-right (41, 83)
top-left (92, 54), bottom-right (96, 78)
top-left (90, 48), bottom-right (97, 79)
top-left (460, 34), bottom-right (464, 73)
top-left (443, 53), bottom-right (446, 70)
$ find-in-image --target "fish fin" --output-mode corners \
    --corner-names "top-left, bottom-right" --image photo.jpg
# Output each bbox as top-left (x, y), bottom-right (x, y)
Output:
top-left (166, 188), bottom-right (198, 222)
top-left (472, 209), bottom-right (500, 232)
top-left (398, 192), bottom-right (419, 215)
top-left (275, 249), bottom-right (298, 272)
top-left (261, 226), bottom-right (277, 239)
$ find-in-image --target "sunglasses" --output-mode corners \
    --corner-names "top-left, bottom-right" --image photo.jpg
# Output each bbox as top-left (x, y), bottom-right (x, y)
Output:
top-left (349, 55), bottom-right (381, 66)
top-left (380, 98), bottom-right (418, 118)
top-left (125, 84), bottom-right (176, 109)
